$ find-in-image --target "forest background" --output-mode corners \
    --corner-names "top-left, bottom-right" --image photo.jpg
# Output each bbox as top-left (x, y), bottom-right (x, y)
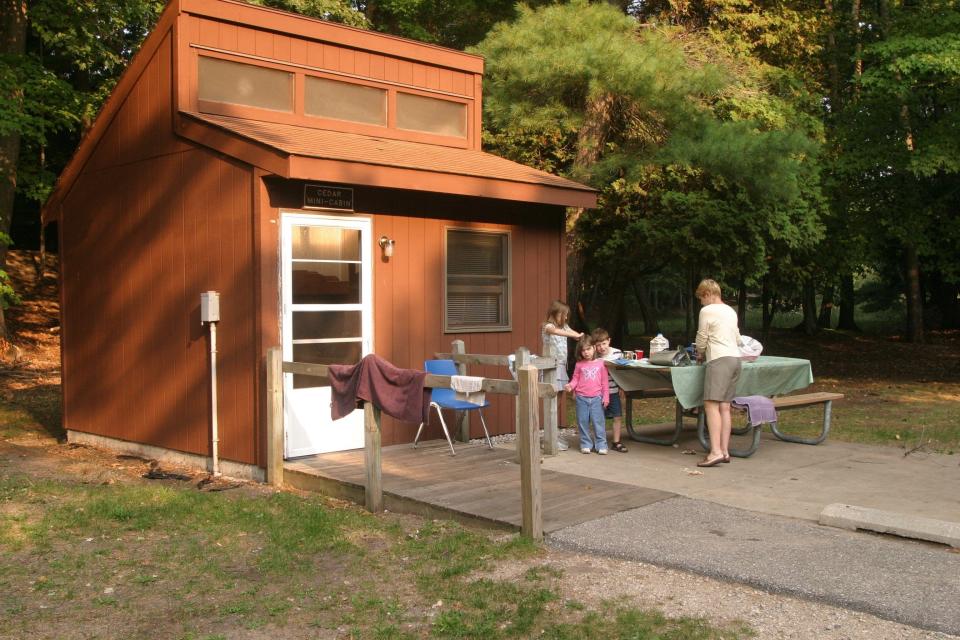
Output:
top-left (2, 0), bottom-right (959, 348)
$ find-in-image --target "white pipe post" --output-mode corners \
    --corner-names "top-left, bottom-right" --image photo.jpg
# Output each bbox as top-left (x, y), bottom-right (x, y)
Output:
top-left (209, 321), bottom-right (220, 477)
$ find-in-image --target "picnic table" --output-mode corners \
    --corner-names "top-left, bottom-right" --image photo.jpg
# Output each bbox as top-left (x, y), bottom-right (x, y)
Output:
top-left (606, 356), bottom-right (815, 452)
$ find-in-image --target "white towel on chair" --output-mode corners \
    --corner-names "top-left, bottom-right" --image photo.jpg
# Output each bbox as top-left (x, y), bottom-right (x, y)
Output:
top-left (451, 375), bottom-right (485, 405)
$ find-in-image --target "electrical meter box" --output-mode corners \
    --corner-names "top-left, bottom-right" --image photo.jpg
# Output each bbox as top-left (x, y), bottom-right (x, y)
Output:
top-left (200, 291), bottom-right (220, 323)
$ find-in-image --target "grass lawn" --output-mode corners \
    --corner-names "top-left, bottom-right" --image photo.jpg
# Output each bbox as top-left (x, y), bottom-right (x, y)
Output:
top-left (0, 462), bottom-right (749, 639)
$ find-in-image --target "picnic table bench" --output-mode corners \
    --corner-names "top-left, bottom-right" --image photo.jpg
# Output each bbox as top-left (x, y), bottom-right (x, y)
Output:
top-left (695, 391), bottom-right (845, 457)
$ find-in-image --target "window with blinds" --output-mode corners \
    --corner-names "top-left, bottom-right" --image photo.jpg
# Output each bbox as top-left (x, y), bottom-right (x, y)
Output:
top-left (445, 229), bottom-right (510, 332)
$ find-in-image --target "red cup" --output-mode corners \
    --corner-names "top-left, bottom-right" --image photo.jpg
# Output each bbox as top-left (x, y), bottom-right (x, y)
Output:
top-left (636, 350), bottom-right (644, 360)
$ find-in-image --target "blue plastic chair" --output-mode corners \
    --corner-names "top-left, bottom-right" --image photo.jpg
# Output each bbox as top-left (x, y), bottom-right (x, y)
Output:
top-left (413, 359), bottom-right (493, 455)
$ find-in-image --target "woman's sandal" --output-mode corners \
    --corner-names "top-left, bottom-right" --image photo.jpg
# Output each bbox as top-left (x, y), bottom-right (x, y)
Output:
top-left (697, 455), bottom-right (725, 468)
top-left (611, 441), bottom-right (628, 453)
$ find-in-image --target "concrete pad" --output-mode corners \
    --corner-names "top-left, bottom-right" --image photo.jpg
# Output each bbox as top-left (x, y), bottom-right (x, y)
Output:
top-left (820, 503), bottom-right (960, 547)
top-left (537, 426), bottom-right (960, 527)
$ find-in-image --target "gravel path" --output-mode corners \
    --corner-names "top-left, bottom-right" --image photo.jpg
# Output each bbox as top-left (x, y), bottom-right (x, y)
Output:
top-left (487, 548), bottom-right (956, 639)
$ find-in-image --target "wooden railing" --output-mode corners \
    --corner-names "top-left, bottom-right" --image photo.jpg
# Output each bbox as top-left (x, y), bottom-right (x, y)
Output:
top-left (435, 339), bottom-right (560, 454)
top-left (264, 344), bottom-right (553, 541)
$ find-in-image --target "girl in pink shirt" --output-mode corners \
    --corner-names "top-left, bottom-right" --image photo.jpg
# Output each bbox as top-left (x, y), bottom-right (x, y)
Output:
top-left (564, 336), bottom-right (610, 454)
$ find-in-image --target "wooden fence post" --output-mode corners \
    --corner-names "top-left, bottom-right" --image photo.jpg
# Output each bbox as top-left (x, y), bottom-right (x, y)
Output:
top-left (451, 339), bottom-right (469, 442)
top-left (517, 363), bottom-right (543, 542)
top-left (514, 347), bottom-right (530, 462)
top-left (542, 342), bottom-right (558, 456)
top-left (266, 346), bottom-right (284, 487)
top-left (364, 403), bottom-right (383, 512)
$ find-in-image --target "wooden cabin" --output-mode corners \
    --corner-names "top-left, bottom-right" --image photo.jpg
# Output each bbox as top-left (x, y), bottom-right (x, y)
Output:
top-left (42, 0), bottom-right (595, 480)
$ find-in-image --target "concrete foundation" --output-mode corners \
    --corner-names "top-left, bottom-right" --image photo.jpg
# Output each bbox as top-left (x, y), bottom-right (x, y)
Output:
top-left (66, 430), bottom-right (265, 483)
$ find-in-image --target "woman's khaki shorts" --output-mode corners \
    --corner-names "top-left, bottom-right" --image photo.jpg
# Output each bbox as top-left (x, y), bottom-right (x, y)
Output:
top-left (703, 356), bottom-right (742, 402)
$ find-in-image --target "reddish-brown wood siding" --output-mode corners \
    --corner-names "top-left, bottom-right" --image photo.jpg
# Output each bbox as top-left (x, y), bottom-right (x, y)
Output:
top-left (60, 33), bottom-right (260, 466)
top-left (62, 149), bottom-right (258, 464)
top-left (87, 34), bottom-right (191, 173)
top-left (262, 180), bottom-right (566, 446)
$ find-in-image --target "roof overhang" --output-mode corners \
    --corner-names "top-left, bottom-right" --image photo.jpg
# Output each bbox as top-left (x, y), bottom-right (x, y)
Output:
top-left (175, 112), bottom-right (597, 208)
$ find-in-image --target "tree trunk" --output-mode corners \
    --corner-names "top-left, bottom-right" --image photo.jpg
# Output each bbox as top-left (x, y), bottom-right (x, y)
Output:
top-left (566, 93), bottom-right (616, 326)
top-left (0, 0), bottom-right (28, 340)
top-left (834, 2), bottom-right (863, 332)
top-left (761, 276), bottom-right (773, 339)
top-left (825, 0), bottom-right (840, 117)
top-left (800, 280), bottom-right (818, 336)
top-left (631, 282), bottom-right (658, 335)
top-left (837, 273), bottom-right (858, 330)
top-left (852, 0), bottom-right (862, 97)
top-left (612, 288), bottom-right (628, 347)
top-left (601, 283), bottom-right (627, 347)
top-left (737, 276), bottom-right (747, 332)
top-left (929, 272), bottom-right (960, 330)
top-left (817, 284), bottom-right (835, 329)
top-left (904, 244), bottom-right (924, 343)
top-left (876, 0), bottom-right (922, 343)
top-left (684, 270), bottom-right (697, 346)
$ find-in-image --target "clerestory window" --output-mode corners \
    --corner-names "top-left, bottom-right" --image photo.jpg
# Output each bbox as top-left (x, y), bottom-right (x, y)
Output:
top-left (198, 56), bottom-right (293, 112)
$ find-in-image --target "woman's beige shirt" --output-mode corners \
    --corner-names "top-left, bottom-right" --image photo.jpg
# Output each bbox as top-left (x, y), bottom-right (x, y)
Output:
top-left (695, 303), bottom-right (741, 362)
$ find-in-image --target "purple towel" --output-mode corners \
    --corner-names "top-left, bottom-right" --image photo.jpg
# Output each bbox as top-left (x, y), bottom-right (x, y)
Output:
top-left (329, 354), bottom-right (430, 424)
top-left (732, 395), bottom-right (778, 426)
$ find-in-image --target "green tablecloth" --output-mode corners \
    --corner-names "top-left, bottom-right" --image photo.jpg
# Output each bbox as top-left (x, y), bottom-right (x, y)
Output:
top-left (607, 356), bottom-right (814, 409)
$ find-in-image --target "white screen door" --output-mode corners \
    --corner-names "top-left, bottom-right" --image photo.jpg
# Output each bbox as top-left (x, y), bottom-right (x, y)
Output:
top-left (281, 213), bottom-right (372, 457)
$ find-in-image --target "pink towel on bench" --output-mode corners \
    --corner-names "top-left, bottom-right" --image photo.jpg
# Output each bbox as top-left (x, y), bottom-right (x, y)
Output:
top-left (732, 395), bottom-right (778, 426)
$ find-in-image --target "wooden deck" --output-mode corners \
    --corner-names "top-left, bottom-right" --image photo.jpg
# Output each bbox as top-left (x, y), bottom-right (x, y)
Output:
top-left (284, 441), bottom-right (674, 533)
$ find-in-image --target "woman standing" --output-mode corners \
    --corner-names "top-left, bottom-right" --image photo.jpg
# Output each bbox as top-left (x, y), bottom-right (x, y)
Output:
top-left (694, 279), bottom-right (742, 467)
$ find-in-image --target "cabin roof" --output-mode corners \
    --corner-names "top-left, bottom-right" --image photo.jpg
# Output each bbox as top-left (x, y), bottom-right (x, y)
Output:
top-left (178, 111), bottom-right (596, 207)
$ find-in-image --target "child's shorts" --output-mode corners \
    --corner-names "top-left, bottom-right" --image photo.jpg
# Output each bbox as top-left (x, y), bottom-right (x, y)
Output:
top-left (604, 392), bottom-right (622, 419)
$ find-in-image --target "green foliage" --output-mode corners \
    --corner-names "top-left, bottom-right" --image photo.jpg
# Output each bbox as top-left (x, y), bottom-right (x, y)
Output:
top-left (831, 2), bottom-right (960, 295)
top-left (360, 0), bottom-right (527, 49)
top-left (475, 1), bottom-right (825, 322)
top-left (0, 1), bottom-right (167, 211)
top-left (0, 56), bottom-right (76, 148)
top-left (475, 2), bottom-right (723, 144)
top-left (247, 0), bottom-right (368, 27)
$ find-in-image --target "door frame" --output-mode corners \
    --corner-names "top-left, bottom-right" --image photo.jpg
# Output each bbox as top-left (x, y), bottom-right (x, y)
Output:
top-left (279, 210), bottom-right (374, 456)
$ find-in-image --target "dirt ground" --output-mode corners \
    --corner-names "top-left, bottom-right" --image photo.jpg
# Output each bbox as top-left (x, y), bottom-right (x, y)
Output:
top-left (1, 250), bottom-right (957, 639)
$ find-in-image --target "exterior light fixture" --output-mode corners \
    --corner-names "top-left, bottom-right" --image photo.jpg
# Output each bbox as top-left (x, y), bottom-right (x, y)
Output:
top-left (378, 236), bottom-right (395, 258)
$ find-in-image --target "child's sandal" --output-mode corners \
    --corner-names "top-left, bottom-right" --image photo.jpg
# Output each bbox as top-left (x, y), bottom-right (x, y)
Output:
top-left (611, 441), bottom-right (628, 453)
